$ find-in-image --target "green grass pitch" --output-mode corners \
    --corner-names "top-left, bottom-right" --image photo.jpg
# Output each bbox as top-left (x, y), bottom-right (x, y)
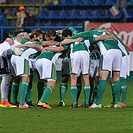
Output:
top-left (0, 80), bottom-right (133, 133)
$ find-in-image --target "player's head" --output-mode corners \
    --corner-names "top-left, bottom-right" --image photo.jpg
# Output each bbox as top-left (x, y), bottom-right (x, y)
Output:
top-left (30, 29), bottom-right (44, 41)
top-left (62, 29), bottom-right (72, 40)
top-left (45, 29), bottom-right (56, 41)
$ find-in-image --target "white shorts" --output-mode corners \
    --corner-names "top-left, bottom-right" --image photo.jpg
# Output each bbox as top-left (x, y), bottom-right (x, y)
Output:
top-left (11, 55), bottom-right (30, 76)
top-left (120, 56), bottom-right (130, 78)
top-left (70, 51), bottom-right (89, 76)
top-left (100, 49), bottom-right (122, 71)
top-left (89, 59), bottom-right (99, 78)
top-left (35, 58), bottom-right (56, 80)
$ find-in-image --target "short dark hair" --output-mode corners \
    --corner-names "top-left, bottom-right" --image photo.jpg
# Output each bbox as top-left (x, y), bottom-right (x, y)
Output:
top-left (46, 29), bottom-right (56, 37)
top-left (62, 29), bottom-right (72, 37)
top-left (30, 28), bottom-right (44, 39)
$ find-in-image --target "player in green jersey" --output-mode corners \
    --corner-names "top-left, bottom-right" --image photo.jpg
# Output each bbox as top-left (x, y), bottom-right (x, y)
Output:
top-left (61, 29), bottom-right (122, 108)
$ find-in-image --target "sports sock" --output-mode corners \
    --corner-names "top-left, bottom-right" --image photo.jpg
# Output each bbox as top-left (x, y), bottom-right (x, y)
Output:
top-left (91, 83), bottom-right (99, 103)
top-left (11, 82), bottom-right (19, 104)
top-left (120, 78), bottom-right (128, 104)
top-left (26, 80), bottom-right (32, 102)
top-left (84, 85), bottom-right (90, 105)
top-left (112, 80), bottom-right (121, 104)
top-left (40, 86), bottom-right (52, 104)
top-left (111, 83), bottom-right (115, 104)
top-left (76, 82), bottom-right (82, 102)
top-left (8, 81), bottom-right (12, 102)
top-left (59, 82), bottom-right (68, 102)
top-left (37, 80), bottom-right (44, 101)
top-left (70, 86), bottom-right (77, 105)
top-left (19, 81), bottom-right (29, 106)
top-left (0, 74), bottom-right (9, 101)
top-left (96, 80), bottom-right (106, 105)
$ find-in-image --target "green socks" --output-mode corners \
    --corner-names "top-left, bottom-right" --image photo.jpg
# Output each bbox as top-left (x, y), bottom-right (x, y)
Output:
top-left (70, 86), bottom-right (77, 105)
top-left (84, 86), bottom-right (90, 105)
top-left (26, 80), bottom-right (32, 102)
top-left (76, 83), bottom-right (82, 102)
top-left (91, 84), bottom-right (99, 103)
top-left (59, 82), bottom-right (68, 102)
top-left (120, 78), bottom-right (128, 104)
top-left (19, 81), bottom-right (29, 106)
top-left (96, 80), bottom-right (106, 105)
top-left (112, 80), bottom-right (121, 104)
top-left (11, 82), bottom-right (19, 104)
top-left (40, 86), bottom-right (52, 104)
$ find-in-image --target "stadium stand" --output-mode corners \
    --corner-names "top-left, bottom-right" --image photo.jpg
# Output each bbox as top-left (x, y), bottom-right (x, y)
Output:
top-left (55, 10), bottom-right (69, 20)
top-left (102, 0), bottom-right (116, 7)
top-left (65, 10), bottom-right (80, 20)
top-left (0, 0), bottom-right (133, 33)
top-left (90, 0), bottom-right (105, 7)
top-left (77, 10), bottom-right (92, 20)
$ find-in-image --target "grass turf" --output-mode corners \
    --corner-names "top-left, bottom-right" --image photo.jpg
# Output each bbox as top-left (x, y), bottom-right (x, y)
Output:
top-left (0, 80), bottom-right (133, 133)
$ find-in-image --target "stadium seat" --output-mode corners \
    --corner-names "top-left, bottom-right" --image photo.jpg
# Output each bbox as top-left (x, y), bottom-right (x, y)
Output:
top-left (127, 10), bottom-right (133, 21)
top-left (45, 23), bottom-right (56, 26)
top-left (67, 22), bottom-right (78, 26)
top-left (58, 0), bottom-right (72, 7)
top-left (77, 10), bottom-right (91, 20)
top-left (79, 0), bottom-right (92, 7)
top-left (66, 10), bottom-right (81, 20)
top-left (99, 10), bottom-right (111, 21)
top-left (44, 10), bottom-right (59, 20)
top-left (88, 10), bottom-right (102, 21)
top-left (68, 0), bottom-right (83, 7)
top-left (110, 11), bottom-right (122, 22)
top-left (127, 0), bottom-right (133, 8)
top-left (36, 10), bottom-right (48, 20)
top-left (55, 10), bottom-right (69, 20)
top-left (56, 23), bottom-right (67, 26)
top-left (102, 0), bottom-right (116, 7)
top-left (90, 0), bottom-right (105, 7)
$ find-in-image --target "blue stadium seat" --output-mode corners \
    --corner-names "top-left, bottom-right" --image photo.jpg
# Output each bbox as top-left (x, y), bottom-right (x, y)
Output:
top-left (79, 0), bottom-right (92, 7)
top-left (90, 0), bottom-right (105, 7)
top-left (58, 0), bottom-right (72, 7)
top-left (36, 10), bottom-right (48, 20)
top-left (127, 0), bottom-right (133, 8)
top-left (77, 10), bottom-right (91, 20)
top-left (127, 10), bottom-right (133, 21)
top-left (44, 10), bottom-right (59, 20)
top-left (55, 10), bottom-right (69, 20)
top-left (67, 22), bottom-right (78, 26)
top-left (88, 10), bottom-right (102, 21)
top-left (56, 23), bottom-right (67, 26)
top-left (99, 10), bottom-right (111, 21)
top-left (46, 1), bottom-right (56, 8)
top-left (68, 0), bottom-right (83, 7)
top-left (45, 23), bottom-right (56, 26)
top-left (66, 10), bottom-right (81, 20)
top-left (110, 11), bottom-right (122, 22)
top-left (102, 0), bottom-right (116, 6)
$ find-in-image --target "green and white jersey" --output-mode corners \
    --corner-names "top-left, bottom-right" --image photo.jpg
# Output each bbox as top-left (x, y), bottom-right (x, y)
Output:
top-left (70, 31), bottom-right (96, 49)
top-left (70, 41), bottom-right (89, 53)
top-left (114, 33), bottom-right (129, 57)
top-left (69, 27), bottom-right (79, 35)
top-left (13, 40), bottom-right (41, 58)
top-left (37, 45), bottom-right (69, 64)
